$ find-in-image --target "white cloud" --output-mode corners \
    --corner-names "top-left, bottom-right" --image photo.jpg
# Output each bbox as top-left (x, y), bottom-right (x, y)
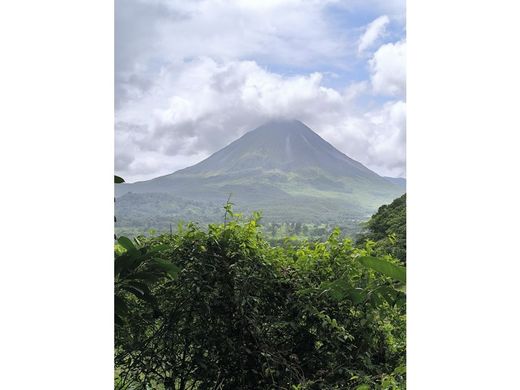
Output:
top-left (365, 100), bottom-right (406, 176)
top-left (313, 100), bottom-right (406, 178)
top-left (358, 15), bottom-right (390, 53)
top-left (116, 58), bottom-right (406, 181)
top-left (370, 40), bottom-right (406, 97)
top-left (115, 0), bottom-right (353, 108)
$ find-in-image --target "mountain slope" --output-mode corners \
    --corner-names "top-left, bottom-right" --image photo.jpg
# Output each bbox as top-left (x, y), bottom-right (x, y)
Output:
top-left (178, 120), bottom-right (377, 177)
top-left (383, 176), bottom-right (406, 188)
top-left (116, 120), bottom-right (405, 232)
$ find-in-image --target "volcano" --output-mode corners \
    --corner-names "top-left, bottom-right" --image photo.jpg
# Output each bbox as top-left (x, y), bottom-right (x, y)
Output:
top-left (115, 120), bottom-right (405, 231)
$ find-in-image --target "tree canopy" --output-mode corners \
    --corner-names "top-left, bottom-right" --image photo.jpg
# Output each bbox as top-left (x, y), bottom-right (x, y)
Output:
top-left (357, 194), bottom-right (406, 263)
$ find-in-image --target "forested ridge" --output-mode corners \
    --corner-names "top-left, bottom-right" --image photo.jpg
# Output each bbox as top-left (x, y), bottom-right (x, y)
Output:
top-left (115, 194), bottom-right (406, 389)
top-left (357, 194), bottom-right (406, 263)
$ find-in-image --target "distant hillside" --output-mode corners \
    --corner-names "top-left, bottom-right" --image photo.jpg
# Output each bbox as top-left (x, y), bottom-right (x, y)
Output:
top-left (383, 176), bottom-right (406, 188)
top-left (115, 120), bottom-right (405, 235)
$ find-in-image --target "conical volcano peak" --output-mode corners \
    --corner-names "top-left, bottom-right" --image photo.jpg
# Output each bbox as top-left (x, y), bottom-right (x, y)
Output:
top-left (251, 119), bottom-right (312, 135)
top-left (173, 119), bottom-right (380, 178)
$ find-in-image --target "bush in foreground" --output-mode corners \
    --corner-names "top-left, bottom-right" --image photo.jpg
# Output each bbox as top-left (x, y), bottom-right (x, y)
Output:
top-left (115, 211), bottom-right (405, 389)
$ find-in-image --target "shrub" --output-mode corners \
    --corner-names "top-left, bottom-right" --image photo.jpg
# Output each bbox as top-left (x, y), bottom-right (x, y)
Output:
top-left (115, 211), bottom-right (405, 389)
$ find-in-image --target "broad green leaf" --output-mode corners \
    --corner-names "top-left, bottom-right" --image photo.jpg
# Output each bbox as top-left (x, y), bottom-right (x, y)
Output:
top-left (153, 259), bottom-right (181, 279)
top-left (114, 254), bottom-right (138, 277)
top-left (328, 285), bottom-right (348, 300)
top-left (121, 285), bottom-right (144, 297)
top-left (117, 236), bottom-right (137, 254)
top-left (349, 288), bottom-right (365, 304)
top-left (358, 256), bottom-right (406, 283)
top-left (321, 278), bottom-right (366, 304)
top-left (355, 385), bottom-right (370, 390)
top-left (114, 175), bottom-right (125, 183)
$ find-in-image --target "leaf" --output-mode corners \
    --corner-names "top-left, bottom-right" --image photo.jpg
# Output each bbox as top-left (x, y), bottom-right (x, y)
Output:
top-left (114, 243), bottom-right (126, 256)
top-left (122, 284), bottom-right (144, 297)
top-left (122, 282), bottom-right (156, 305)
top-left (349, 288), bottom-right (365, 304)
top-left (147, 244), bottom-right (169, 254)
top-left (355, 385), bottom-right (370, 390)
top-left (378, 286), bottom-right (398, 305)
top-left (114, 295), bottom-right (128, 316)
top-left (152, 259), bottom-right (181, 279)
top-left (321, 280), bottom-right (348, 300)
top-left (114, 175), bottom-right (125, 184)
top-left (321, 278), bottom-right (366, 304)
top-left (114, 254), bottom-right (139, 277)
top-left (117, 236), bottom-right (137, 255)
top-left (358, 256), bottom-right (406, 283)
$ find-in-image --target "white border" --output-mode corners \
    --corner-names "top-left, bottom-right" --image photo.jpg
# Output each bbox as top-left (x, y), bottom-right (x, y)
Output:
top-left (0, 1), bottom-right (114, 388)
top-left (408, 0), bottom-right (520, 388)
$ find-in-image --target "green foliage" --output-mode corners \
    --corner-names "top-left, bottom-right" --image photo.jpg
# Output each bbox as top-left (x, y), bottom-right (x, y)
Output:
top-left (114, 193), bottom-right (368, 241)
top-left (358, 256), bottom-right (406, 284)
top-left (263, 221), bottom-right (363, 243)
top-left (357, 194), bottom-right (406, 263)
top-left (115, 174), bottom-right (181, 326)
top-left (114, 236), bottom-right (180, 326)
top-left (115, 207), bottom-right (405, 389)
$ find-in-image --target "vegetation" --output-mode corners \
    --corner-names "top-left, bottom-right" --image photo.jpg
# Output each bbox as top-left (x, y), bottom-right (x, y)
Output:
top-left (114, 192), bottom-right (373, 239)
top-left (115, 203), bottom-right (406, 389)
top-left (356, 194), bottom-right (406, 263)
top-left (115, 196), bottom-right (366, 242)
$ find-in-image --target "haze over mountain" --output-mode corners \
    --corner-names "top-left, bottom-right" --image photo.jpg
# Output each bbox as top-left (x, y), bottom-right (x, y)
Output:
top-left (116, 120), bottom-right (405, 234)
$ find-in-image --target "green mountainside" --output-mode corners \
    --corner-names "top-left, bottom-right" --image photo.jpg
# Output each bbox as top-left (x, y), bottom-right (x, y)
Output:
top-left (116, 120), bottom-right (405, 236)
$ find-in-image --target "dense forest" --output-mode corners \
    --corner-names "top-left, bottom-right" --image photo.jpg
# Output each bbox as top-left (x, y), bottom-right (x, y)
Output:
top-left (115, 190), bottom-right (406, 389)
top-left (114, 192), bottom-right (370, 240)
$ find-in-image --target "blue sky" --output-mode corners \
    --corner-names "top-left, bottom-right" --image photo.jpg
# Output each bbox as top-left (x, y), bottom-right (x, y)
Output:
top-left (115, 0), bottom-right (406, 182)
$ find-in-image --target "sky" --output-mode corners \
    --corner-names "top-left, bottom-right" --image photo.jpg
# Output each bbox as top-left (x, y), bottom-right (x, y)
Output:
top-left (115, 0), bottom-right (406, 182)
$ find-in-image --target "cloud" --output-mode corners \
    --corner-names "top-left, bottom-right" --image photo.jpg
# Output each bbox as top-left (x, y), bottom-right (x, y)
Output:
top-left (311, 99), bottom-right (406, 178)
top-left (358, 15), bottom-right (390, 53)
top-left (115, 0), bottom-right (355, 109)
top-left (370, 40), bottom-right (406, 97)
